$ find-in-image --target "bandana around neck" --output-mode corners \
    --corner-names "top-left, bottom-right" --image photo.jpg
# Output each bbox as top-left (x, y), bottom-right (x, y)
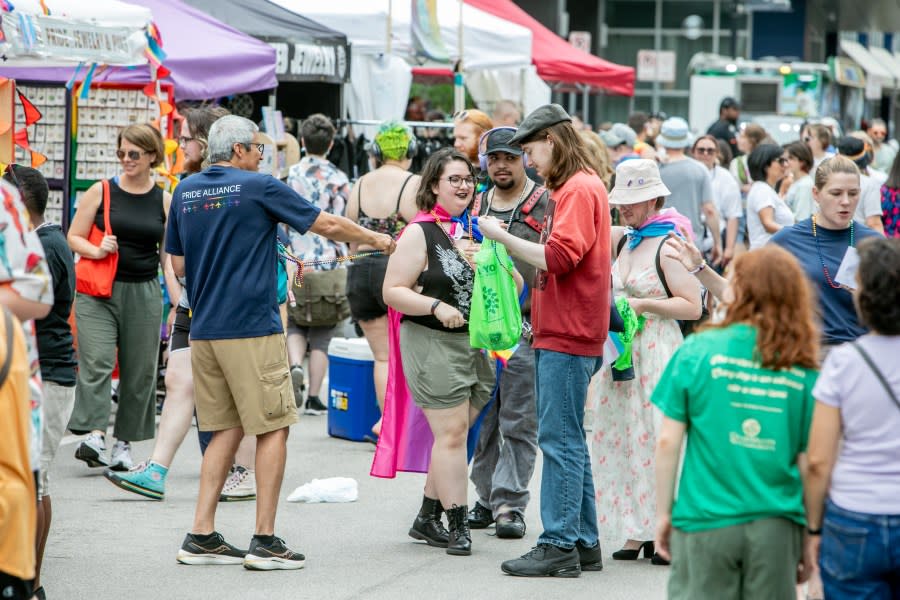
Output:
top-left (624, 207), bottom-right (694, 250)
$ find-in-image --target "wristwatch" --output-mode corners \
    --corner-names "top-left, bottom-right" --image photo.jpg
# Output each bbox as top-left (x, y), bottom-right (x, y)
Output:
top-left (430, 299), bottom-right (442, 315)
top-left (806, 527), bottom-right (822, 536)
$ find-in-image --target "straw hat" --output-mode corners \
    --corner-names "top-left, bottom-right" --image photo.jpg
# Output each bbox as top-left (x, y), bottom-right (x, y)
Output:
top-left (609, 159), bottom-right (671, 205)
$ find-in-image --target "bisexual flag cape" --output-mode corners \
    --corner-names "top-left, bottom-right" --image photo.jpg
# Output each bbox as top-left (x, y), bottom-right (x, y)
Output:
top-left (370, 207), bottom-right (492, 478)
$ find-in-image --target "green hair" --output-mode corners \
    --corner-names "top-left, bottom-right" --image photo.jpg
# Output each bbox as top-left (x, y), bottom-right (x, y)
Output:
top-left (375, 121), bottom-right (412, 161)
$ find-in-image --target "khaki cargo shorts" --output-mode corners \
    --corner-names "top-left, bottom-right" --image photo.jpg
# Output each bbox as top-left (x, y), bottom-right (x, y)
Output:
top-left (399, 320), bottom-right (495, 410)
top-left (191, 333), bottom-right (299, 436)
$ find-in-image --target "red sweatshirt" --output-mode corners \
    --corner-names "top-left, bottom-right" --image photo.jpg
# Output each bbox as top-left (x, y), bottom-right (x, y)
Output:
top-left (532, 170), bottom-right (610, 356)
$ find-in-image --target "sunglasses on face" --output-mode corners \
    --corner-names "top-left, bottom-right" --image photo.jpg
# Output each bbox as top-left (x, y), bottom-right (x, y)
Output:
top-left (445, 175), bottom-right (475, 188)
top-left (117, 149), bottom-right (147, 161)
top-left (694, 147), bottom-right (716, 155)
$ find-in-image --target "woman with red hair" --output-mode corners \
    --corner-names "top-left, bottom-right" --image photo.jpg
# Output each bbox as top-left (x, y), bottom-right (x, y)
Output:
top-left (652, 245), bottom-right (820, 599)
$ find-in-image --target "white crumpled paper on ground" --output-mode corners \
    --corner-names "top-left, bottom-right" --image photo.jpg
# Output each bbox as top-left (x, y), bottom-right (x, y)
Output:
top-left (286, 477), bottom-right (358, 503)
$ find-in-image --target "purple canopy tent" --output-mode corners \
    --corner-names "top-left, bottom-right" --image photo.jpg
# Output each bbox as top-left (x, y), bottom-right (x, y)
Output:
top-left (1, 0), bottom-right (277, 100)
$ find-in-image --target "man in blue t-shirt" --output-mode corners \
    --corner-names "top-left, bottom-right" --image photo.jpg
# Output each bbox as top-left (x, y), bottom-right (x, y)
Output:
top-left (166, 115), bottom-right (395, 570)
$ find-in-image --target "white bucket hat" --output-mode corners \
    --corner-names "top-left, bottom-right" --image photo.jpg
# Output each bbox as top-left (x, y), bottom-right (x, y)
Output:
top-left (609, 159), bottom-right (671, 205)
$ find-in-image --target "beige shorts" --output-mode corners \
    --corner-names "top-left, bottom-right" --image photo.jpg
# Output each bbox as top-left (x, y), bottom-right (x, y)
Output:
top-left (399, 321), bottom-right (495, 410)
top-left (191, 333), bottom-right (299, 436)
top-left (39, 381), bottom-right (77, 497)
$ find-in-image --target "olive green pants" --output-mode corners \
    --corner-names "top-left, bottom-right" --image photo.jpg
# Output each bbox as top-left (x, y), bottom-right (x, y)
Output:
top-left (68, 279), bottom-right (162, 442)
top-left (669, 518), bottom-right (803, 600)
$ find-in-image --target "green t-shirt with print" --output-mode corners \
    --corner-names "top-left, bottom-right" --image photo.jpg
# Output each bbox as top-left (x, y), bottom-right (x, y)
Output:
top-left (652, 323), bottom-right (817, 533)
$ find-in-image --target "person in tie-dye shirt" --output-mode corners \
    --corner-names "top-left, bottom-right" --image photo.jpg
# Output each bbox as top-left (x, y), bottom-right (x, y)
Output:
top-left (284, 114), bottom-right (351, 415)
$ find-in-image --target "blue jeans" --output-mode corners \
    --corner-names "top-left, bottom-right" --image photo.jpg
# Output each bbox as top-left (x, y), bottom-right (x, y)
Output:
top-left (534, 349), bottom-right (603, 550)
top-left (820, 499), bottom-right (900, 599)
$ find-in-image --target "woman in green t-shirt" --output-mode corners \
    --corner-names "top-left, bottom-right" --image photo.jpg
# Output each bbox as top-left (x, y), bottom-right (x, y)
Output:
top-left (652, 245), bottom-right (820, 600)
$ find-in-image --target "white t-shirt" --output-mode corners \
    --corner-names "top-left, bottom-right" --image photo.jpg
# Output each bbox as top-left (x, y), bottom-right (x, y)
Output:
top-left (710, 165), bottom-right (743, 225)
top-left (747, 181), bottom-right (795, 249)
top-left (854, 173), bottom-right (884, 224)
top-left (786, 174), bottom-right (815, 221)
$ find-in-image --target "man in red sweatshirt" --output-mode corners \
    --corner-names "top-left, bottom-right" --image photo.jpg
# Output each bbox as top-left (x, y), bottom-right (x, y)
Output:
top-left (479, 104), bottom-right (611, 578)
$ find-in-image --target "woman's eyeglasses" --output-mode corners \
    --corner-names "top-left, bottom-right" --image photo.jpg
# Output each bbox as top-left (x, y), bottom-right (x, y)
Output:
top-left (116, 149), bottom-right (147, 161)
top-left (445, 175), bottom-right (475, 188)
top-left (694, 147), bottom-right (716, 155)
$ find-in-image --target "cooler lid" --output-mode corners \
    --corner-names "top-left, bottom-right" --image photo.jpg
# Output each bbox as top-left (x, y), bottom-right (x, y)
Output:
top-left (327, 337), bottom-right (375, 361)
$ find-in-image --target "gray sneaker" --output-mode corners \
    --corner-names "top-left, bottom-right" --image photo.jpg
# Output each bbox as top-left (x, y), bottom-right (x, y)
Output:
top-left (75, 433), bottom-right (109, 468)
top-left (290, 364), bottom-right (306, 407)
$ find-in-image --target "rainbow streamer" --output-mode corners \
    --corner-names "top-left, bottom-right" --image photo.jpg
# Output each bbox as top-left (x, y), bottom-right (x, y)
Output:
top-left (77, 62), bottom-right (97, 100)
top-left (144, 22), bottom-right (166, 68)
top-left (38, 0), bottom-right (48, 15)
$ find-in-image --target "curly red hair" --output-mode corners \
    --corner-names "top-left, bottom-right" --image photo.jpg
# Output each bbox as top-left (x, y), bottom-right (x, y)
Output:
top-left (713, 246), bottom-right (819, 370)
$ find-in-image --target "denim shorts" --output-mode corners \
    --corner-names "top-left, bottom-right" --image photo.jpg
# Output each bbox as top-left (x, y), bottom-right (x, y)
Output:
top-left (820, 499), bottom-right (900, 599)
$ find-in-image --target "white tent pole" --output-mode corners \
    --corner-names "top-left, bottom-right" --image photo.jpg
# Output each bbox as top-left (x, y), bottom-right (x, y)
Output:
top-left (454, 0), bottom-right (465, 113)
top-left (386, 0), bottom-right (393, 55)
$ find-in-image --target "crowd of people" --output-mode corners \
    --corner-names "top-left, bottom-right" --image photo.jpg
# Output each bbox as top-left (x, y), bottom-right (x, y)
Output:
top-left (1, 95), bottom-right (899, 600)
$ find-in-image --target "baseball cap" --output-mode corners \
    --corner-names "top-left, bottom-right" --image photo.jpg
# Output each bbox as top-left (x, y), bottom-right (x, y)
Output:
top-left (610, 123), bottom-right (637, 149)
top-left (720, 97), bottom-right (740, 111)
top-left (484, 128), bottom-right (523, 156)
top-left (600, 129), bottom-right (627, 148)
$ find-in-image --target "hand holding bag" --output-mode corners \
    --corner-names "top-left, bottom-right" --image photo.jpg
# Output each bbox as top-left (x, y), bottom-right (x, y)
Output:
top-left (75, 180), bottom-right (118, 298)
top-left (469, 239), bottom-right (522, 351)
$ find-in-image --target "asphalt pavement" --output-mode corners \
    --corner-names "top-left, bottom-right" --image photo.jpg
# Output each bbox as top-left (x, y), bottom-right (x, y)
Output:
top-left (44, 409), bottom-right (670, 600)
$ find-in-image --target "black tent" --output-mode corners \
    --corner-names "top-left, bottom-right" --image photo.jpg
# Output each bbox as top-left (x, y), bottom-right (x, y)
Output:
top-left (183, 0), bottom-right (351, 121)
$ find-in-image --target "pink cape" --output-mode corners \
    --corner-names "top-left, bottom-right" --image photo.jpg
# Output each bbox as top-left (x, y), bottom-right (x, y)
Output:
top-left (370, 207), bottom-right (462, 478)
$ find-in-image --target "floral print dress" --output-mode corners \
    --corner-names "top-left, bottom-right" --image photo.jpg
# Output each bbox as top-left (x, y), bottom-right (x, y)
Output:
top-left (285, 156), bottom-right (350, 270)
top-left (590, 242), bottom-right (683, 542)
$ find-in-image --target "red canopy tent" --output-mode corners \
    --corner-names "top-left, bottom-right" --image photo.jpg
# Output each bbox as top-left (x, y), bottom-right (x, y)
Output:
top-left (464, 0), bottom-right (635, 97)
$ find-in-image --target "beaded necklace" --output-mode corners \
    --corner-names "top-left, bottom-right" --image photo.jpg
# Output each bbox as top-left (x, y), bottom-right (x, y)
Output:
top-left (811, 213), bottom-right (854, 290)
top-left (278, 241), bottom-right (382, 288)
top-left (430, 208), bottom-right (475, 270)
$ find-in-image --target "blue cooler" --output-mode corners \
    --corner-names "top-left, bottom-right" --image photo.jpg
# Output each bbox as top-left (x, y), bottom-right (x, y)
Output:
top-left (327, 337), bottom-right (380, 442)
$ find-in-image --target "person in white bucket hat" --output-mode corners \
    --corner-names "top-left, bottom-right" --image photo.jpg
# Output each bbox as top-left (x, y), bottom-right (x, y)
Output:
top-left (657, 117), bottom-right (722, 265)
top-left (590, 158), bottom-right (703, 566)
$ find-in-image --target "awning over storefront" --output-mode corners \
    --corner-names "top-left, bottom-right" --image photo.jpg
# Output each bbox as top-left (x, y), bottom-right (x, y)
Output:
top-left (464, 0), bottom-right (635, 96)
top-left (868, 46), bottom-right (900, 86)
top-left (1, 0), bottom-right (278, 100)
top-left (182, 0), bottom-right (350, 84)
top-left (840, 39), bottom-right (896, 88)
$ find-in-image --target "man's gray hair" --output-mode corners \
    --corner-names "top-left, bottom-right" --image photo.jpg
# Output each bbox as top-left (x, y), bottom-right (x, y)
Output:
top-left (207, 115), bottom-right (258, 164)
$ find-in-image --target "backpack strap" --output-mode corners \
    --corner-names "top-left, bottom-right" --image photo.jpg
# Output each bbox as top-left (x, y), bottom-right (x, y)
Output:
top-left (471, 191), bottom-right (484, 217)
top-left (520, 185), bottom-right (547, 234)
top-left (655, 238), bottom-right (673, 299)
top-left (0, 309), bottom-right (16, 388)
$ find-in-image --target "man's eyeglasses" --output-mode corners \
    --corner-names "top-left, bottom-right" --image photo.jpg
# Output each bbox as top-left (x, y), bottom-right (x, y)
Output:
top-left (240, 142), bottom-right (265, 155)
top-left (116, 149), bottom-right (147, 161)
top-left (178, 136), bottom-right (195, 146)
top-left (694, 147), bottom-right (716, 155)
top-left (445, 175), bottom-right (475, 188)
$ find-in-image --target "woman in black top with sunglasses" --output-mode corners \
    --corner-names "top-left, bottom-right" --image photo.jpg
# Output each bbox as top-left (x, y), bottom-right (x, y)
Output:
top-left (67, 123), bottom-right (171, 474)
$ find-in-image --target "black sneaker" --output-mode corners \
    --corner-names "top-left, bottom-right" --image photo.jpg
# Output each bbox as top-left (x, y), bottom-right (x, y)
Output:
top-left (467, 502), bottom-right (494, 529)
top-left (176, 532), bottom-right (246, 565)
top-left (501, 544), bottom-right (581, 578)
top-left (495, 511), bottom-right (526, 539)
top-left (576, 541), bottom-right (604, 572)
top-left (243, 536), bottom-right (306, 571)
top-left (304, 395), bottom-right (327, 416)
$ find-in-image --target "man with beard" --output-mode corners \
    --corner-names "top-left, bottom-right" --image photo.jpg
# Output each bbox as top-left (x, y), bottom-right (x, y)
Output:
top-left (454, 110), bottom-right (494, 194)
top-left (467, 128), bottom-right (547, 539)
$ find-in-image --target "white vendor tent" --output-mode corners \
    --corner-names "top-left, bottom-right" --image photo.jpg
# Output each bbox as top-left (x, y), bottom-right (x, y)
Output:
top-left (271, 0), bottom-right (549, 127)
top-left (0, 0), bottom-right (151, 66)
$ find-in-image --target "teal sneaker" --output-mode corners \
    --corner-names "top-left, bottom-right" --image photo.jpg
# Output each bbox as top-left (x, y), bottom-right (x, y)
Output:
top-left (104, 461), bottom-right (167, 500)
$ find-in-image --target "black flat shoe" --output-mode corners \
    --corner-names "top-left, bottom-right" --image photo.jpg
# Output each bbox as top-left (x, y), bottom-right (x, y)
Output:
top-left (467, 502), bottom-right (494, 529)
top-left (651, 553), bottom-right (670, 566)
top-left (611, 541), bottom-right (655, 560)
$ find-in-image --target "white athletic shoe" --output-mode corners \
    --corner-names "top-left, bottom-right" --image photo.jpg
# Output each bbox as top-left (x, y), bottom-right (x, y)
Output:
top-left (109, 440), bottom-right (134, 472)
top-left (75, 432), bottom-right (109, 468)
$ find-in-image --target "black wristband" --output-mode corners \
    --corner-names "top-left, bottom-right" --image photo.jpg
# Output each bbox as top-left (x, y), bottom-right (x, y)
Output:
top-left (430, 299), bottom-right (441, 315)
top-left (806, 527), bottom-right (822, 536)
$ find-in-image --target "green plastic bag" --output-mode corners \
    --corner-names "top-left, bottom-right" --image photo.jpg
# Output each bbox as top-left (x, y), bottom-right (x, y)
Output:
top-left (469, 239), bottom-right (522, 351)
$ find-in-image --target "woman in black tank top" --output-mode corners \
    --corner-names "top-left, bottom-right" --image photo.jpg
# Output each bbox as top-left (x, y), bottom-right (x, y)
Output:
top-left (67, 124), bottom-right (171, 471)
top-left (382, 149), bottom-right (497, 557)
top-left (345, 123), bottom-right (420, 441)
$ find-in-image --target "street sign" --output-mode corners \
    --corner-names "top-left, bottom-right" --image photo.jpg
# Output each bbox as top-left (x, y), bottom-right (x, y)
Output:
top-left (569, 31), bottom-right (592, 53)
top-left (637, 50), bottom-right (676, 83)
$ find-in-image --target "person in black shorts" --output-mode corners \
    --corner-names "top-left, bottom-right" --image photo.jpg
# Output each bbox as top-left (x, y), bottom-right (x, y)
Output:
top-left (345, 122), bottom-right (420, 440)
